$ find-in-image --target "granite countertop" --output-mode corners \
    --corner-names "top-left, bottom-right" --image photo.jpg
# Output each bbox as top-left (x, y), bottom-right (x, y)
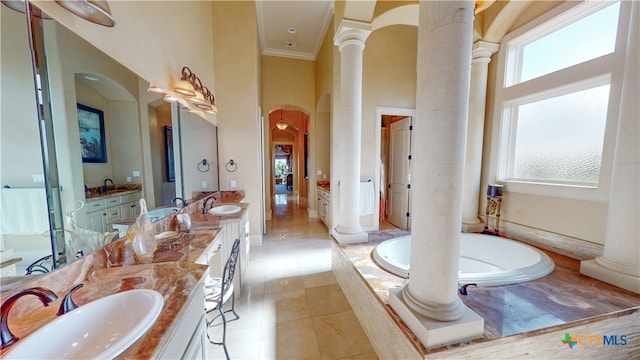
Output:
top-left (85, 184), bottom-right (142, 200)
top-left (190, 203), bottom-right (249, 230)
top-left (0, 202), bottom-right (225, 358)
top-left (317, 180), bottom-right (330, 191)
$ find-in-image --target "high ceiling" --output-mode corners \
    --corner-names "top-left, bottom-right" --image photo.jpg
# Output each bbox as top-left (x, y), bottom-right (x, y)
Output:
top-left (256, 0), bottom-right (334, 61)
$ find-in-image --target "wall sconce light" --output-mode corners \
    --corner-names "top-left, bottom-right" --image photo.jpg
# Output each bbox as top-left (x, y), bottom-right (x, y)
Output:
top-left (56, 0), bottom-right (116, 27)
top-left (482, 184), bottom-right (503, 236)
top-left (172, 66), bottom-right (218, 114)
top-left (276, 109), bottom-right (288, 130)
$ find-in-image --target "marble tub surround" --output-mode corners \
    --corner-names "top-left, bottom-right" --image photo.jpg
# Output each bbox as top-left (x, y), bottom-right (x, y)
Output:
top-left (85, 183), bottom-right (142, 199)
top-left (337, 229), bottom-right (640, 356)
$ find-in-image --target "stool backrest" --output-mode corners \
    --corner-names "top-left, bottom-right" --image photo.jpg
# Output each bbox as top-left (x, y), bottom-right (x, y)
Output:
top-left (220, 238), bottom-right (241, 299)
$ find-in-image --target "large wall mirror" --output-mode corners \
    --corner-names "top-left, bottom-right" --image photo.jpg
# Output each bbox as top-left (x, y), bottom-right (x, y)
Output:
top-left (0, 3), bottom-right (219, 281)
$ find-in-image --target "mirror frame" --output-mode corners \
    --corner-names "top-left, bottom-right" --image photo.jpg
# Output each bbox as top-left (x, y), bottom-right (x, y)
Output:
top-left (24, 3), bottom-right (66, 269)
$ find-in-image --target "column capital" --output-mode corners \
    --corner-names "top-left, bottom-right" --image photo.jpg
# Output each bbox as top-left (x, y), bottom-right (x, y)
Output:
top-left (472, 40), bottom-right (499, 64)
top-left (334, 19), bottom-right (372, 52)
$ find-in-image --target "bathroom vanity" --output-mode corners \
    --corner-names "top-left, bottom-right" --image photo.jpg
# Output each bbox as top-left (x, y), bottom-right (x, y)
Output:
top-left (85, 185), bottom-right (142, 233)
top-left (0, 191), bottom-right (247, 359)
top-left (317, 182), bottom-right (331, 229)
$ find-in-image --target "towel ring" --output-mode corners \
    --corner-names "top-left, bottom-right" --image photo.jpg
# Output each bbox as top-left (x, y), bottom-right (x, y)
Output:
top-left (225, 159), bottom-right (237, 172)
top-left (197, 159), bottom-right (210, 172)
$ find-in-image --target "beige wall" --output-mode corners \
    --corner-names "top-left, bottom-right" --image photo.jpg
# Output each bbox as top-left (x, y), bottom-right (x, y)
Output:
top-left (33, 1), bottom-right (216, 99)
top-left (213, 1), bottom-right (262, 240)
top-left (180, 110), bottom-right (219, 199)
top-left (1, 7), bottom-right (44, 188)
top-left (315, 18), bottom-right (334, 194)
top-left (360, 24), bottom-right (418, 229)
top-left (262, 55), bottom-right (315, 212)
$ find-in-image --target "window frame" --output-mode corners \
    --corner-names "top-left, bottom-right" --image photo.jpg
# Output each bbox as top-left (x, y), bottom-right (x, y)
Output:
top-left (491, 0), bottom-right (630, 202)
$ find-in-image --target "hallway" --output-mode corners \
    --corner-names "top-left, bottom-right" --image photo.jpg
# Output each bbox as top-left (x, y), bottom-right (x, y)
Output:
top-left (205, 194), bottom-right (377, 359)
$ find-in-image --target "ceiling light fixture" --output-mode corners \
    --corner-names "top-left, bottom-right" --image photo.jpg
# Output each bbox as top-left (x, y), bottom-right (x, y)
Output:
top-left (56, 0), bottom-right (116, 27)
top-left (287, 27), bottom-right (297, 34)
top-left (276, 109), bottom-right (288, 130)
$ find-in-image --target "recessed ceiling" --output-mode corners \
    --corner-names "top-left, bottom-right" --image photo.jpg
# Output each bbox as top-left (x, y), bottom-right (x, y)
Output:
top-left (257, 1), bottom-right (334, 61)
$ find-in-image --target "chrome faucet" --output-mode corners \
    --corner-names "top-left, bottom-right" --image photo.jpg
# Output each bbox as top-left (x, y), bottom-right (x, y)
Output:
top-left (57, 284), bottom-right (84, 316)
top-left (1, 287), bottom-right (58, 349)
top-left (202, 195), bottom-right (218, 214)
top-left (172, 197), bottom-right (188, 208)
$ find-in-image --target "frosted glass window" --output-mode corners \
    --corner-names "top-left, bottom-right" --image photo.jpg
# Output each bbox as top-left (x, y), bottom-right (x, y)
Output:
top-left (518, 2), bottom-right (619, 83)
top-left (512, 85), bottom-right (609, 184)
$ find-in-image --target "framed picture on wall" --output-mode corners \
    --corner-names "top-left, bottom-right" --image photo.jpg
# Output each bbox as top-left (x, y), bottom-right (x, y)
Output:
top-left (77, 104), bottom-right (107, 163)
top-left (164, 126), bottom-right (175, 182)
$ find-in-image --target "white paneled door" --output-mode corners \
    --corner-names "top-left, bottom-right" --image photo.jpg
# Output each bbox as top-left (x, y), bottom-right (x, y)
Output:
top-left (387, 117), bottom-right (412, 229)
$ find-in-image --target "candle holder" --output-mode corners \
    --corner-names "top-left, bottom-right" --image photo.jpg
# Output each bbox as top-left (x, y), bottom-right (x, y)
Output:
top-left (482, 184), bottom-right (503, 236)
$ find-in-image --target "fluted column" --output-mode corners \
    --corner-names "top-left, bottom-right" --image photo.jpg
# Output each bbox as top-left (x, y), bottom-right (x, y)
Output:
top-left (581, 1), bottom-right (640, 294)
top-left (388, 0), bottom-right (483, 349)
top-left (461, 41), bottom-right (499, 233)
top-left (332, 20), bottom-right (371, 244)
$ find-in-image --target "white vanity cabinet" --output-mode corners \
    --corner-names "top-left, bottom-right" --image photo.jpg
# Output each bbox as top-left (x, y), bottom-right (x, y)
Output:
top-left (154, 283), bottom-right (206, 359)
top-left (317, 187), bottom-right (330, 229)
top-left (119, 192), bottom-right (141, 220)
top-left (217, 208), bottom-right (250, 297)
top-left (85, 191), bottom-right (141, 233)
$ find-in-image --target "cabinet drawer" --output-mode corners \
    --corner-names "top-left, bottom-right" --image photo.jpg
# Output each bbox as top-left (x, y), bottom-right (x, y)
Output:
top-left (105, 206), bottom-right (122, 223)
top-left (86, 199), bottom-right (105, 212)
top-left (120, 192), bottom-right (141, 203)
top-left (105, 197), bottom-right (121, 207)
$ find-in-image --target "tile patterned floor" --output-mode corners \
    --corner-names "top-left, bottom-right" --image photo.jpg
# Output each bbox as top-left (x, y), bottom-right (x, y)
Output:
top-left (205, 195), bottom-right (377, 359)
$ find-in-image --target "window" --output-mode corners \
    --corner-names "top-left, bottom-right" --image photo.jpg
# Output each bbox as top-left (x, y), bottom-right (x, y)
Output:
top-left (495, 1), bottom-right (627, 197)
top-left (506, 2), bottom-right (620, 86)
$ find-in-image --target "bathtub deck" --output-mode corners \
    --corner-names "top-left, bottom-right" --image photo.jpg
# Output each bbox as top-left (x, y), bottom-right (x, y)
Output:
top-left (337, 228), bottom-right (640, 357)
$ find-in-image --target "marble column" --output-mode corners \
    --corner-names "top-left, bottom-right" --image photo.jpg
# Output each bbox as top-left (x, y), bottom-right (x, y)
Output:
top-left (461, 41), bottom-right (499, 233)
top-left (581, 1), bottom-right (640, 294)
top-left (388, 0), bottom-right (483, 349)
top-left (332, 20), bottom-right (371, 244)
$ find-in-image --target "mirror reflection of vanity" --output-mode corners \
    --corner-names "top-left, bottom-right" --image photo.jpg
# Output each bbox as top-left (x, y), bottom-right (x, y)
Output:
top-left (0, 3), bottom-right (219, 279)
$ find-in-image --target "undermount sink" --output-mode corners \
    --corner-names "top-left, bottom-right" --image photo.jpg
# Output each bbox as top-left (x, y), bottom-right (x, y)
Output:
top-left (5, 289), bottom-right (163, 359)
top-left (208, 205), bottom-right (242, 215)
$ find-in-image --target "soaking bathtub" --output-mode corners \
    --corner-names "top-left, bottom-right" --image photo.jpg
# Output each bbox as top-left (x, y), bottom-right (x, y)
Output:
top-left (372, 233), bottom-right (555, 286)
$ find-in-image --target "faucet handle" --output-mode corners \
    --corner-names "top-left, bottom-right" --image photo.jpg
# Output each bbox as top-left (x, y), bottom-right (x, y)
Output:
top-left (57, 284), bottom-right (84, 316)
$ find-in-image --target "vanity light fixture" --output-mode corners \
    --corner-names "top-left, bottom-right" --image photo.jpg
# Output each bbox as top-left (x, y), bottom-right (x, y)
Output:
top-left (276, 109), bottom-right (288, 130)
top-left (147, 85), bottom-right (165, 94)
top-left (163, 94), bottom-right (178, 103)
top-left (1, 0), bottom-right (52, 18)
top-left (173, 66), bottom-right (218, 114)
top-left (56, 0), bottom-right (116, 27)
top-left (174, 67), bottom-right (197, 97)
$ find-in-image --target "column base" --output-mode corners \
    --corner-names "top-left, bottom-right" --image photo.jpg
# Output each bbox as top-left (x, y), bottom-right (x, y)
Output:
top-left (580, 259), bottom-right (640, 294)
top-left (389, 287), bottom-right (484, 349)
top-left (461, 221), bottom-right (485, 233)
top-left (332, 227), bottom-right (368, 244)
